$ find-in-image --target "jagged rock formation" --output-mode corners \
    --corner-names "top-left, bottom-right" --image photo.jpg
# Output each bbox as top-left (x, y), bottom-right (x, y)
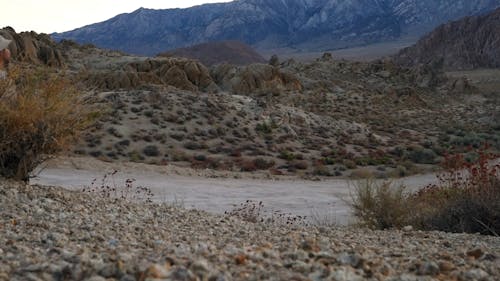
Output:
top-left (0, 27), bottom-right (64, 67)
top-left (158, 41), bottom-right (266, 66)
top-left (52, 0), bottom-right (500, 56)
top-left (211, 63), bottom-right (302, 95)
top-left (83, 57), bottom-right (217, 92)
top-left (394, 8), bottom-right (500, 70)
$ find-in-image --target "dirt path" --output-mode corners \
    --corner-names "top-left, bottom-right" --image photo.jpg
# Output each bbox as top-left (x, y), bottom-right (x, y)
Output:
top-left (30, 157), bottom-right (439, 225)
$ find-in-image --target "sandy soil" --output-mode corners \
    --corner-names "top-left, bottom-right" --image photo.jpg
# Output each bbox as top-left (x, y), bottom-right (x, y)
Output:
top-left (30, 156), bottom-right (439, 225)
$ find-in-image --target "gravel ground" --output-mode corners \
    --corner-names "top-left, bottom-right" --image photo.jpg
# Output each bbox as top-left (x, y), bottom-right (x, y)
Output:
top-left (1, 180), bottom-right (499, 281)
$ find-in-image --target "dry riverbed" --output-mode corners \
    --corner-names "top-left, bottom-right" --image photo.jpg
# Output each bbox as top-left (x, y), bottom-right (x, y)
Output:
top-left (31, 156), bottom-right (439, 225)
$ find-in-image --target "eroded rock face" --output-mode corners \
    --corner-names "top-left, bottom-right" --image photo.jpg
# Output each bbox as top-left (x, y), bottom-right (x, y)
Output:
top-left (85, 58), bottom-right (218, 91)
top-left (0, 27), bottom-right (64, 67)
top-left (393, 8), bottom-right (500, 70)
top-left (211, 63), bottom-right (302, 95)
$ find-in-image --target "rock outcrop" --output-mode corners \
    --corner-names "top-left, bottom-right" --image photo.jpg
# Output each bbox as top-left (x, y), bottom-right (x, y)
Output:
top-left (0, 27), bottom-right (64, 67)
top-left (211, 63), bottom-right (302, 95)
top-left (84, 58), bottom-right (218, 91)
top-left (393, 8), bottom-right (500, 70)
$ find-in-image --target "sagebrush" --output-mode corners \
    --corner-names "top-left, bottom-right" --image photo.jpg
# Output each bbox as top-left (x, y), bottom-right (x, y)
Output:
top-left (0, 66), bottom-right (94, 181)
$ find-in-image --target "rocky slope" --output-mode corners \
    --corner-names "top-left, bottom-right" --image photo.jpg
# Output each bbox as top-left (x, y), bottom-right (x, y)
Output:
top-left (51, 0), bottom-right (500, 56)
top-left (70, 50), bottom-right (500, 178)
top-left (1, 180), bottom-right (499, 280)
top-left (159, 40), bottom-right (266, 66)
top-left (394, 8), bottom-right (500, 70)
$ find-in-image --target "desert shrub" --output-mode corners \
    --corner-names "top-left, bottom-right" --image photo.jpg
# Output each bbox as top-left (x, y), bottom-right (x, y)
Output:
top-left (253, 158), bottom-right (275, 170)
top-left (350, 180), bottom-right (410, 229)
top-left (343, 159), bottom-right (357, 169)
top-left (279, 150), bottom-right (297, 161)
top-left (408, 148), bottom-right (438, 164)
top-left (292, 160), bottom-right (308, 170)
top-left (143, 145), bottom-right (160, 157)
top-left (255, 122), bottom-right (274, 134)
top-left (349, 146), bottom-right (500, 235)
top-left (349, 168), bottom-right (374, 179)
top-left (408, 146), bottom-right (500, 235)
top-left (0, 67), bottom-right (94, 181)
top-left (313, 165), bottom-right (332, 176)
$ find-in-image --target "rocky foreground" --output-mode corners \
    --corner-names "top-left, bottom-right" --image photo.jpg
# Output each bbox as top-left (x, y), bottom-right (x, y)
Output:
top-left (0, 180), bottom-right (499, 281)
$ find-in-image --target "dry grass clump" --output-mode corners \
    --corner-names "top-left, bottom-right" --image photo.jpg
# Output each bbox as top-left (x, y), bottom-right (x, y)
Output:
top-left (350, 180), bottom-right (409, 229)
top-left (225, 200), bottom-right (307, 226)
top-left (82, 170), bottom-right (154, 202)
top-left (350, 146), bottom-right (500, 235)
top-left (0, 67), bottom-right (94, 181)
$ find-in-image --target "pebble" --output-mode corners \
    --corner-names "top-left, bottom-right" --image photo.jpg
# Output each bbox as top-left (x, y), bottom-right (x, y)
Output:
top-left (0, 181), bottom-right (498, 281)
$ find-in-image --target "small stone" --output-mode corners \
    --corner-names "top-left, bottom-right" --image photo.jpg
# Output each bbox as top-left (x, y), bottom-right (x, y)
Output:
top-left (144, 263), bottom-right (170, 278)
top-left (84, 276), bottom-right (106, 281)
top-left (119, 275), bottom-right (136, 281)
top-left (466, 248), bottom-right (484, 259)
top-left (438, 261), bottom-right (455, 272)
top-left (337, 252), bottom-right (364, 268)
top-left (190, 259), bottom-right (210, 276)
top-left (462, 269), bottom-right (489, 280)
top-left (402, 225), bottom-right (413, 232)
top-left (168, 267), bottom-right (196, 281)
top-left (291, 261), bottom-right (310, 273)
top-left (331, 268), bottom-right (364, 281)
top-left (418, 261), bottom-right (440, 276)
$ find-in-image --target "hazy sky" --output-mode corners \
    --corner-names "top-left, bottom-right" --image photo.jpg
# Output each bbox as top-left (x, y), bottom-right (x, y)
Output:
top-left (1, 1), bottom-right (234, 34)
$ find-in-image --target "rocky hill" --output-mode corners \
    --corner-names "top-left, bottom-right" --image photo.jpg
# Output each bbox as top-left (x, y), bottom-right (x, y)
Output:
top-left (158, 40), bottom-right (266, 66)
top-left (51, 0), bottom-right (500, 56)
top-left (2, 28), bottom-right (499, 178)
top-left (394, 8), bottom-right (500, 70)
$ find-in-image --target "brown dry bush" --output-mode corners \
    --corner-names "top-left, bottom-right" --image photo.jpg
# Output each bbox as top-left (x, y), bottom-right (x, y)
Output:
top-left (408, 146), bottom-right (500, 235)
top-left (350, 180), bottom-right (410, 229)
top-left (0, 66), bottom-right (94, 181)
top-left (350, 146), bottom-right (500, 235)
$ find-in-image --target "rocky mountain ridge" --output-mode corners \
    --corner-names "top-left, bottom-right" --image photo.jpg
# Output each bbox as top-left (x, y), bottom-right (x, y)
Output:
top-left (52, 0), bottom-right (500, 56)
top-left (394, 7), bottom-right (500, 70)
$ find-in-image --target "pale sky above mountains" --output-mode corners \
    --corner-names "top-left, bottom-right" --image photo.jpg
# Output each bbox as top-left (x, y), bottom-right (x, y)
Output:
top-left (1, 0), bottom-right (234, 34)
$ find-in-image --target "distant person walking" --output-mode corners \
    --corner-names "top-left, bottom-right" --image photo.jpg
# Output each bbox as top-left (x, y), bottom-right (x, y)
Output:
top-left (0, 35), bottom-right (12, 79)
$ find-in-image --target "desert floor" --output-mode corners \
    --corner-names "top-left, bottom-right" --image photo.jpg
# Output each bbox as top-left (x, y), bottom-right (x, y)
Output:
top-left (31, 156), bottom-right (439, 225)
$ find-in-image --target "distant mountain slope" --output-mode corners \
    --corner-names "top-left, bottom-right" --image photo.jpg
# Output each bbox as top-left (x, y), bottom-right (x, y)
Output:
top-left (394, 8), bottom-right (500, 70)
top-left (158, 41), bottom-right (266, 66)
top-left (52, 0), bottom-right (500, 56)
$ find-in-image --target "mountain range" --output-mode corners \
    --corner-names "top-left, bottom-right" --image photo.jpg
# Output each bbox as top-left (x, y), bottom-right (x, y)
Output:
top-left (52, 0), bottom-right (500, 56)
